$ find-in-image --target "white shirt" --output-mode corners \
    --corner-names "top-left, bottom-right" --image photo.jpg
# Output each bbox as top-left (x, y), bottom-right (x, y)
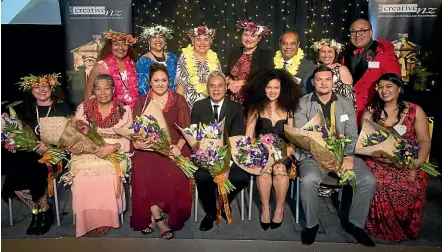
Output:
top-left (210, 98), bottom-right (224, 113)
top-left (283, 56), bottom-right (295, 67)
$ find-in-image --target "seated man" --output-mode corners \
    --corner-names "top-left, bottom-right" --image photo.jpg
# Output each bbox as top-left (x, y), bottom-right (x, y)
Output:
top-left (191, 71), bottom-right (250, 231)
top-left (293, 66), bottom-right (376, 246)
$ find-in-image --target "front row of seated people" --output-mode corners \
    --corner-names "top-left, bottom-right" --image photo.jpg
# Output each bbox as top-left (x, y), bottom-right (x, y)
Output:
top-left (2, 64), bottom-right (431, 246)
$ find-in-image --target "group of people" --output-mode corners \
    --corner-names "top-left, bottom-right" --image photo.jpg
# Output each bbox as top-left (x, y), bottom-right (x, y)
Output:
top-left (2, 17), bottom-right (432, 247)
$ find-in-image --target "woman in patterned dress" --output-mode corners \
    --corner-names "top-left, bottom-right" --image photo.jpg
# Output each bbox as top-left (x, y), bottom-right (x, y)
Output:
top-left (136, 25), bottom-right (178, 96)
top-left (226, 21), bottom-right (273, 105)
top-left (362, 73), bottom-right (431, 242)
top-left (311, 39), bottom-right (355, 107)
top-left (84, 30), bottom-right (139, 108)
top-left (175, 26), bottom-right (222, 110)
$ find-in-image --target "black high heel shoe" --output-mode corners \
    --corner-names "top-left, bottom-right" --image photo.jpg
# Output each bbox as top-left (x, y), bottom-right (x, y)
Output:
top-left (270, 210), bottom-right (284, 229)
top-left (260, 207), bottom-right (271, 231)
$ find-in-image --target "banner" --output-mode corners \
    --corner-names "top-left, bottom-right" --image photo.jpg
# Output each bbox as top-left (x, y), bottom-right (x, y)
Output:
top-left (369, 0), bottom-right (441, 90)
top-left (62, 0), bottom-right (133, 107)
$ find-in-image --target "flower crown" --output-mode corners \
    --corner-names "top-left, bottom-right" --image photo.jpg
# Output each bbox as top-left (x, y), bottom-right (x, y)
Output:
top-left (187, 26), bottom-right (216, 39)
top-left (17, 73), bottom-right (61, 92)
top-left (236, 20), bottom-right (271, 36)
top-left (311, 38), bottom-right (344, 54)
top-left (103, 29), bottom-right (137, 46)
top-left (139, 25), bottom-right (173, 40)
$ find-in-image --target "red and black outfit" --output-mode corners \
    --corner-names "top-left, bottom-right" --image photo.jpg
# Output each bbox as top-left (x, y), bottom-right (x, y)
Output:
top-left (364, 103), bottom-right (428, 242)
top-left (342, 37), bottom-right (401, 125)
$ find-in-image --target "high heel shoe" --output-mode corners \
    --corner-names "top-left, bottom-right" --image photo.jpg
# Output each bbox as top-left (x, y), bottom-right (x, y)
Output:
top-left (271, 210), bottom-right (284, 229)
top-left (260, 221), bottom-right (271, 230)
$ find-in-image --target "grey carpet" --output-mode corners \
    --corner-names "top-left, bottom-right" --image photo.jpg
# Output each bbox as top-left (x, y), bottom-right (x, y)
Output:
top-left (2, 175), bottom-right (442, 247)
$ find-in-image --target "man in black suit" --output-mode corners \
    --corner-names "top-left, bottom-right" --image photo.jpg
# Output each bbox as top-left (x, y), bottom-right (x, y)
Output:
top-left (191, 71), bottom-right (249, 231)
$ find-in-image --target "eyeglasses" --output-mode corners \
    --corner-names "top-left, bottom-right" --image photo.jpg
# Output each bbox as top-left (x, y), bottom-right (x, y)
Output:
top-left (349, 28), bottom-right (371, 36)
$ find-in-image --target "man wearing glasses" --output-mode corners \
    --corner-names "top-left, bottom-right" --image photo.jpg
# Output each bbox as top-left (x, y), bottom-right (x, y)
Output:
top-left (342, 18), bottom-right (400, 125)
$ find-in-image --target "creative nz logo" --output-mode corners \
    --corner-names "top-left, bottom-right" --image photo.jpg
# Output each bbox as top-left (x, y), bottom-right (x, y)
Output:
top-left (378, 4), bottom-right (437, 15)
top-left (69, 6), bottom-right (122, 17)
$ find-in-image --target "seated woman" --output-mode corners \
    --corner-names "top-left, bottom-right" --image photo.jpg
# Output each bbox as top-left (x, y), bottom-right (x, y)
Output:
top-left (67, 74), bottom-right (132, 237)
top-left (1, 73), bottom-right (72, 235)
top-left (242, 69), bottom-right (302, 230)
top-left (363, 73), bottom-right (431, 242)
top-left (310, 38), bottom-right (355, 106)
top-left (130, 63), bottom-right (192, 239)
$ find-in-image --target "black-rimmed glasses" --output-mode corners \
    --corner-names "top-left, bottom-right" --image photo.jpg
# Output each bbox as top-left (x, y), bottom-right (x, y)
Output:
top-left (350, 28), bottom-right (371, 36)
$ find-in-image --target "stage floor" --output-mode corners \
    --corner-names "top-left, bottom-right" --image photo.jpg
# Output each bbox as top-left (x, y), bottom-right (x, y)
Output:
top-left (2, 175), bottom-right (442, 249)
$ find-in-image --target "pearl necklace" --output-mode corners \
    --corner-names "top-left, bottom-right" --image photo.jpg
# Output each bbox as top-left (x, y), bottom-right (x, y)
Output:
top-left (35, 102), bottom-right (52, 135)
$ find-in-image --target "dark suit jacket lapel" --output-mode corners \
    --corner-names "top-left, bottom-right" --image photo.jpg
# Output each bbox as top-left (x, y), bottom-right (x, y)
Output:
top-left (218, 98), bottom-right (228, 123)
top-left (349, 41), bottom-right (379, 84)
top-left (204, 98), bottom-right (215, 124)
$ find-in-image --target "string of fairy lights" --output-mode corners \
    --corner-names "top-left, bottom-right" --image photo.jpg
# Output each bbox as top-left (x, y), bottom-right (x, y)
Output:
top-left (132, 0), bottom-right (368, 66)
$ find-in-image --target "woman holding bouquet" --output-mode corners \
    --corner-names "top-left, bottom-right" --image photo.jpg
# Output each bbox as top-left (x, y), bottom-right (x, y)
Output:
top-left (130, 63), bottom-right (192, 239)
top-left (84, 30), bottom-right (139, 108)
top-left (1, 73), bottom-right (72, 235)
top-left (243, 69), bottom-right (302, 230)
top-left (363, 73), bottom-right (431, 242)
top-left (67, 74), bottom-right (132, 237)
top-left (175, 26), bottom-right (222, 110)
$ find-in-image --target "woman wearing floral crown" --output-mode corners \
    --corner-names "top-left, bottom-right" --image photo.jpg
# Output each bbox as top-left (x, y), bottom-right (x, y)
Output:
top-left (175, 26), bottom-right (222, 110)
top-left (311, 38), bottom-right (355, 107)
top-left (137, 25), bottom-right (178, 96)
top-left (84, 30), bottom-right (139, 108)
top-left (1, 73), bottom-right (72, 236)
top-left (226, 20), bottom-right (273, 105)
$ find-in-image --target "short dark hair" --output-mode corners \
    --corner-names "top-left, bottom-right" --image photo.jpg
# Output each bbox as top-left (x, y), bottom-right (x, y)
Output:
top-left (149, 63), bottom-right (170, 82)
top-left (350, 18), bottom-right (372, 30)
top-left (279, 30), bottom-right (300, 44)
top-left (312, 65), bottom-right (333, 79)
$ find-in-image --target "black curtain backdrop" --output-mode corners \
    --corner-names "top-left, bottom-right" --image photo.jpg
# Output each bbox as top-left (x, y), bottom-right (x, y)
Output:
top-left (132, 0), bottom-right (369, 68)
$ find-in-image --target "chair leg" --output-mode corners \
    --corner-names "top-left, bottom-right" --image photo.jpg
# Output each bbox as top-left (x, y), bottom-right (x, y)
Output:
top-left (194, 186), bottom-right (198, 222)
top-left (295, 177), bottom-right (300, 224)
top-left (53, 178), bottom-right (61, 227)
top-left (73, 213), bottom-right (76, 225)
top-left (290, 180), bottom-right (294, 199)
top-left (338, 187), bottom-right (343, 211)
top-left (8, 197), bottom-right (13, 226)
top-left (241, 189), bottom-right (245, 221)
top-left (248, 176), bottom-right (254, 221)
top-left (120, 213), bottom-right (124, 224)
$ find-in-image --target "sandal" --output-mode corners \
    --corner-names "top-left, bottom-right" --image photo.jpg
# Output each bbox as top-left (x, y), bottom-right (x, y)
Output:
top-left (154, 216), bottom-right (173, 240)
top-left (141, 214), bottom-right (158, 235)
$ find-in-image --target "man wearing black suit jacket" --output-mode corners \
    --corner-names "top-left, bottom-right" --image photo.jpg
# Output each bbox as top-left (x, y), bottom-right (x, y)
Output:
top-left (191, 71), bottom-right (249, 231)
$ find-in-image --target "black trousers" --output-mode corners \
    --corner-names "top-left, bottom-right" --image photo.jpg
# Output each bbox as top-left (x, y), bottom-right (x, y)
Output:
top-left (194, 163), bottom-right (250, 217)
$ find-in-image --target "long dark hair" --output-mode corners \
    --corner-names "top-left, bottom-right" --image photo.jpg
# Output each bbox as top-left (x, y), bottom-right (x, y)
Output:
top-left (369, 73), bottom-right (407, 124)
top-left (243, 68), bottom-right (302, 117)
top-left (97, 40), bottom-right (138, 62)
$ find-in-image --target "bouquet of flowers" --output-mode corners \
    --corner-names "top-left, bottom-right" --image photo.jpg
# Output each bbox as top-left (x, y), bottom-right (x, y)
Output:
top-left (284, 111), bottom-right (356, 187)
top-left (1, 107), bottom-right (66, 196)
top-left (229, 135), bottom-right (272, 175)
top-left (356, 118), bottom-right (440, 176)
top-left (113, 103), bottom-right (198, 178)
top-left (58, 119), bottom-right (131, 198)
top-left (178, 119), bottom-right (234, 224)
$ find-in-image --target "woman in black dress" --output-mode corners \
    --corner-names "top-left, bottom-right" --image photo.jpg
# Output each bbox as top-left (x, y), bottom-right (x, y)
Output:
top-left (243, 69), bottom-right (302, 230)
top-left (1, 74), bottom-right (72, 235)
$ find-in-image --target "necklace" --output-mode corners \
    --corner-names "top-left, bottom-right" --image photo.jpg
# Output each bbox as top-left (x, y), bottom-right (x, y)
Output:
top-left (150, 51), bottom-right (166, 62)
top-left (35, 102), bottom-right (52, 135)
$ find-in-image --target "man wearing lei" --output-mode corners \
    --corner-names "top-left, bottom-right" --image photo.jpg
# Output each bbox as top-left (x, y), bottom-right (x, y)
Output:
top-left (175, 26), bottom-right (222, 110)
top-left (84, 29), bottom-right (139, 108)
top-left (274, 30), bottom-right (315, 94)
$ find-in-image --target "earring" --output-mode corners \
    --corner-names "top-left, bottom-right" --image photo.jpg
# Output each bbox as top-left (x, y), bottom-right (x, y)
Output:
top-left (164, 43), bottom-right (167, 52)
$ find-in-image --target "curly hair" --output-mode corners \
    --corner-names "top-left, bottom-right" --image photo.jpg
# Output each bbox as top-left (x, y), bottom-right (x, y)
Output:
top-left (368, 73), bottom-right (408, 124)
top-left (97, 40), bottom-right (138, 62)
top-left (243, 68), bottom-right (302, 117)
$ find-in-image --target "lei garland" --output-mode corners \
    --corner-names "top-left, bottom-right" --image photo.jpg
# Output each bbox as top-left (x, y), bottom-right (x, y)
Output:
top-left (83, 98), bottom-right (126, 129)
top-left (273, 48), bottom-right (305, 77)
top-left (182, 44), bottom-right (219, 95)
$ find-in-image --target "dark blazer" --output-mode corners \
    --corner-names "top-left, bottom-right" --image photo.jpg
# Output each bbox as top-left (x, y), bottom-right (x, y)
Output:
top-left (191, 97), bottom-right (245, 137)
top-left (226, 47), bottom-right (274, 78)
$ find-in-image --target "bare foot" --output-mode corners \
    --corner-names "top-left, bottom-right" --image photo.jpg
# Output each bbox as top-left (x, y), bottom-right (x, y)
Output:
top-left (272, 208), bottom-right (284, 223)
top-left (260, 206), bottom-right (271, 223)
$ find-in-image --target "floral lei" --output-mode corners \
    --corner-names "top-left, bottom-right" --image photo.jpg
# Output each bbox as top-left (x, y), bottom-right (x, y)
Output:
top-left (103, 55), bottom-right (139, 108)
top-left (182, 44), bottom-right (219, 95)
top-left (274, 48), bottom-right (305, 77)
top-left (83, 98), bottom-right (126, 128)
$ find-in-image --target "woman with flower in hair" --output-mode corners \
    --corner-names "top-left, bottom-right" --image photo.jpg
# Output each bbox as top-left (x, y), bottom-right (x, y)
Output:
top-left (226, 20), bottom-right (273, 104)
top-left (362, 73), bottom-right (431, 242)
top-left (311, 38), bottom-right (355, 106)
top-left (84, 30), bottom-right (139, 108)
top-left (2, 73), bottom-right (72, 236)
top-left (175, 26), bottom-right (222, 110)
top-left (243, 69), bottom-right (302, 230)
top-left (137, 25), bottom-right (178, 96)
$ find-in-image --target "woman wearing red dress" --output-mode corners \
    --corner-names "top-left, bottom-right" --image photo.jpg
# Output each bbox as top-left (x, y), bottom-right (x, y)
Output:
top-left (130, 63), bottom-right (192, 239)
top-left (362, 73), bottom-right (431, 242)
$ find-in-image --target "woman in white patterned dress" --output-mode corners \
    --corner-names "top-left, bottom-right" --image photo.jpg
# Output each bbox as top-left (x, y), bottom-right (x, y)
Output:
top-left (175, 26), bottom-right (222, 110)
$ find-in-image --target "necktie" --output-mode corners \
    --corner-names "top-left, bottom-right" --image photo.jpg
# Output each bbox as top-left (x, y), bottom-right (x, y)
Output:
top-left (353, 48), bottom-right (364, 55)
top-left (283, 61), bottom-right (288, 69)
top-left (213, 105), bottom-right (219, 122)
